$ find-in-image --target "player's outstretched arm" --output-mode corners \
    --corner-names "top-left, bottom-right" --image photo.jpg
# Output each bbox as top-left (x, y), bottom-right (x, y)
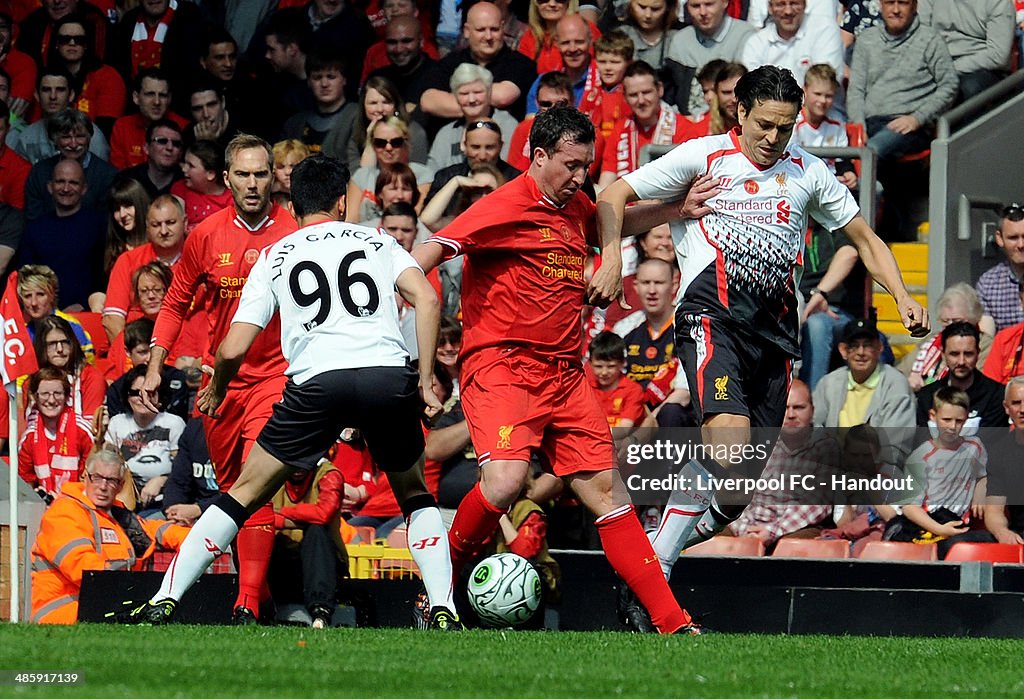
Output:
top-left (196, 322), bottom-right (262, 418)
top-left (592, 179), bottom-right (642, 308)
top-left (412, 240), bottom-right (446, 277)
top-left (396, 267), bottom-right (443, 418)
top-left (841, 215), bottom-right (929, 337)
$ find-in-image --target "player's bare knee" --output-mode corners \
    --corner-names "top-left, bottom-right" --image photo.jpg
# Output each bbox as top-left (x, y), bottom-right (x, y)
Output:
top-left (479, 460), bottom-right (530, 509)
top-left (230, 444), bottom-right (290, 510)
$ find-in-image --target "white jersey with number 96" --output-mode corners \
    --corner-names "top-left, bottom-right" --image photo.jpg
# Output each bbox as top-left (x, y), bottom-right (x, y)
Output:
top-left (232, 221), bottom-right (420, 384)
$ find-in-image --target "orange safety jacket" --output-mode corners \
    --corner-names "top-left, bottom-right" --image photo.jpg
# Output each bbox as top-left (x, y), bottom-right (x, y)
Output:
top-left (30, 482), bottom-right (190, 624)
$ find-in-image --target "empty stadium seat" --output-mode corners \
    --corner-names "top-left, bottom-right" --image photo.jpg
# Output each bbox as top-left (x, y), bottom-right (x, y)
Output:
top-left (772, 538), bottom-right (850, 559)
top-left (686, 536), bottom-right (765, 557)
top-left (353, 526), bottom-right (377, 544)
top-left (944, 543), bottom-right (1024, 563)
top-left (858, 541), bottom-right (938, 561)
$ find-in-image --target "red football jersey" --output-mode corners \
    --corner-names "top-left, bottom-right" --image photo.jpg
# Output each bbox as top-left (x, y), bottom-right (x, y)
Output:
top-left (152, 203), bottom-right (297, 385)
top-left (588, 371), bottom-right (645, 428)
top-left (431, 174), bottom-right (597, 376)
top-left (103, 243), bottom-right (159, 321)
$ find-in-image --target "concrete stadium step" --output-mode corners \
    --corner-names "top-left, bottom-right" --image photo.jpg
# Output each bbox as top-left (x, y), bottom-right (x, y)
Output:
top-left (875, 241), bottom-right (929, 362)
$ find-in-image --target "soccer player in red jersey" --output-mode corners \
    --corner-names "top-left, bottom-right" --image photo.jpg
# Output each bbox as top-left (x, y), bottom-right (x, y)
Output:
top-left (140, 133), bottom-right (297, 623)
top-left (414, 106), bottom-right (701, 634)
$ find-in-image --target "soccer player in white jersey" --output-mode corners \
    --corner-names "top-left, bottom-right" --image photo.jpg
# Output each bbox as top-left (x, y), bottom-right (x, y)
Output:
top-left (595, 65), bottom-right (928, 612)
top-left (125, 155), bottom-right (463, 630)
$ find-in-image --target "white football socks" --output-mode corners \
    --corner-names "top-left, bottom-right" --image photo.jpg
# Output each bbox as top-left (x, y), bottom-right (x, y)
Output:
top-left (648, 459), bottom-right (714, 579)
top-left (407, 506), bottom-right (455, 611)
top-left (152, 505), bottom-right (239, 603)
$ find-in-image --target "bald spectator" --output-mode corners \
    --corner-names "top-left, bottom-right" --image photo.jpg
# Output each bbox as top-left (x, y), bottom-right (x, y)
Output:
top-left (741, 0), bottom-right (844, 88)
top-left (524, 15), bottom-right (598, 114)
top-left (664, 0), bottom-right (754, 114)
top-left (366, 16), bottom-right (438, 113)
top-left (19, 159), bottom-right (106, 311)
top-left (427, 64), bottom-right (519, 172)
top-left (7, 67), bottom-right (108, 164)
top-left (420, 2), bottom-right (537, 123)
top-left (119, 119), bottom-right (185, 198)
top-left (847, 0), bottom-right (957, 162)
top-left (24, 108), bottom-right (117, 221)
top-left (360, 0), bottom-right (440, 86)
top-left (918, 0), bottom-right (1014, 100)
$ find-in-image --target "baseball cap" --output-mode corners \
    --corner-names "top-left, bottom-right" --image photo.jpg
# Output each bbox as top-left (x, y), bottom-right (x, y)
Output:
top-left (841, 318), bottom-right (877, 344)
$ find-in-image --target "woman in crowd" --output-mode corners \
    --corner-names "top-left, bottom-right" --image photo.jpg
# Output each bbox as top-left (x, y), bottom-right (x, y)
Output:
top-left (345, 77), bottom-right (428, 173)
top-left (103, 178), bottom-right (150, 283)
top-left (346, 116), bottom-right (433, 223)
top-left (271, 139), bottom-right (310, 196)
top-left (17, 367), bottom-right (94, 504)
top-left (46, 13), bottom-right (126, 136)
top-left (614, 0), bottom-right (679, 69)
top-left (30, 315), bottom-right (105, 425)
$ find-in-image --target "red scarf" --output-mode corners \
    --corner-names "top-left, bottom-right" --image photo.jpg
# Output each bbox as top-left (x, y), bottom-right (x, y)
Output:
top-left (909, 334), bottom-right (946, 383)
top-left (576, 62), bottom-right (602, 117)
top-left (613, 103), bottom-right (679, 177)
top-left (130, 0), bottom-right (176, 76)
top-left (30, 408), bottom-right (83, 494)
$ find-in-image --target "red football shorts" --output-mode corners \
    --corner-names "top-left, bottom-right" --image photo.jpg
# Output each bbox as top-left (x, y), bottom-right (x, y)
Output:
top-left (461, 347), bottom-right (615, 477)
top-left (203, 374), bottom-right (288, 490)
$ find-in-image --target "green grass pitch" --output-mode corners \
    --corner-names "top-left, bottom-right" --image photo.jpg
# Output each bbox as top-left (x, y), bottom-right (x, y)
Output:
top-left (2, 625), bottom-right (1024, 698)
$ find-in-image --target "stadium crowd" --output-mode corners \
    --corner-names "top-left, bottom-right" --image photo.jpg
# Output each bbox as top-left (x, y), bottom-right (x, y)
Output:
top-left (5, 0), bottom-right (1023, 625)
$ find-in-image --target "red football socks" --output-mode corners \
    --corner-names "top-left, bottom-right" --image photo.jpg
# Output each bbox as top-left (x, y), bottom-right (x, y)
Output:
top-left (234, 502), bottom-right (275, 616)
top-left (447, 483), bottom-right (505, 574)
top-left (596, 504), bottom-right (692, 633)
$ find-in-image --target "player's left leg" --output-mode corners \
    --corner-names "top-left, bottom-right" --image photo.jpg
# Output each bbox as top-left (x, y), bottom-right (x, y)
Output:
top-left (570, 469), bottom-right (694, 634)
top-left (128, 443), bottom-right (294, 624)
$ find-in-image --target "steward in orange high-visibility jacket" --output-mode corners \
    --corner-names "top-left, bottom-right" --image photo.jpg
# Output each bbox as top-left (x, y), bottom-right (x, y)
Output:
top-left (30, 449), bottom-right (190, 624)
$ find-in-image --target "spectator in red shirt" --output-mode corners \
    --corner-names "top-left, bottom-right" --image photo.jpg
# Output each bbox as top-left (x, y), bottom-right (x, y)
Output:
top-left (0, 11), bottom-right (35, 120)
top-left (588, 330), bottom-right (646, 432)
top-left (47, 14), bottom-right (127, 138)
top-left (170, 140), bottom-right (232, 232)
top-left (109, 68), bottom-right (187, 169)
top-left (597, 61), bottom-right (702, 188)
top-left (0, 100), bottom-right (30, 210)
top-left (31, 314), bottom-right (105, 425)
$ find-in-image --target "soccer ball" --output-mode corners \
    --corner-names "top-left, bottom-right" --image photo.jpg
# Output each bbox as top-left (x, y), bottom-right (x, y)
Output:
top-left (467, 553), bottom-right (542, 628)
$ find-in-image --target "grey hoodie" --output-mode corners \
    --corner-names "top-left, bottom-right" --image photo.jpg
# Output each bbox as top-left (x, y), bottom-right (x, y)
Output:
top-left (847, 16), bottom-right (958, 127)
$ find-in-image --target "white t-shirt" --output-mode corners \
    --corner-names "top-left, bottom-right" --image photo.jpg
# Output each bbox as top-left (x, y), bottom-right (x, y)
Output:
top-left (105, 411), bottom-right (185, 490)
top-left (793, 109), bottom-right (849, 172)
top-left (741, 13), bottom-right (845, 87)
top-left (746, 0), bottom-right (840, 30)
top-left (233, 221), bottom-right (421, 384)
top-left (905, 437), bottom-right (987, 518)
top-left (622, 130), bottom-right (859, 356)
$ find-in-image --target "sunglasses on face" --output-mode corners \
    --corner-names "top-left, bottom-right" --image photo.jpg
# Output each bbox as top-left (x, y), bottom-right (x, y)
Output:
top-left (373, 136), bottom-right (406, 149)
top-left (1003, 203), bottom-right (1024, 222)
top-left (152, 136), bottom-right (183, 148)
top-left (466, 120), bottom-right (501, 134)
top-left (57, 34), bottom-right (87, 45)
top-left (537, 99), bottom-right (570, 110)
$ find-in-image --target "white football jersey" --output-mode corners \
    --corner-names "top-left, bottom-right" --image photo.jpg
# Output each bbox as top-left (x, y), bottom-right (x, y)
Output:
top-left (623, 130), bottom-right (859, 356)
top-left (233, 221), bottom-right (420, 384)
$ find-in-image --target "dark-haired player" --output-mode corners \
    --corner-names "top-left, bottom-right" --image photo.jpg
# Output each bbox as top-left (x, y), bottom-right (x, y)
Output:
top-left (128, 155), bottom-right (461, 629)
top-left (140, 134), bottom-right (297, 623)
top-left (597, 65), bottom-right (927, 586)
top-left (414, 106), bottom-right (701, 634)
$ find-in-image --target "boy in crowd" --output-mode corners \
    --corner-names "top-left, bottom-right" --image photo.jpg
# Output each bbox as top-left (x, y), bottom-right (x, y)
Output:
top-left (588, 331), bottom-right (646, 432)
top-left (887, 387), bottom-right (987, 558)
top-left (587, 31), bottom-right (633, 140)
top-left (792, 64), bottom-right (856, 188)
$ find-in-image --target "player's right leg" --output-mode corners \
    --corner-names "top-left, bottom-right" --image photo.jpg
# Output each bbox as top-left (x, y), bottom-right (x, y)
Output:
top-left (448, 458), bottom-right (530, 575)
top-left (125, 444), bottom-right (293, 624)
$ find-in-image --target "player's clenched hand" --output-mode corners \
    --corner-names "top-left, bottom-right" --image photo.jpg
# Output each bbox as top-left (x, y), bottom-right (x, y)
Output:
top-left (420, 380), bottom-right (443, 419)
top-left (898, 295), bottom-right (929, 338)
top-left (196, 365), bottom-right (224, 418)
top-left (677, 174), bottom-right (721, 219)
top-left (139, 371), bottom-right (163, 414)
top-left (587, 260), bottom-right (629, 309)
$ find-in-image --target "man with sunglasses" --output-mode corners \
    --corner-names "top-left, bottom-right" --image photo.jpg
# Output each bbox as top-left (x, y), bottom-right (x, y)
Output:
top-left (30, 448), bottom-right (190, 624)
top-left (425, 117), bottom-right (520, 209)
top-left (117, 119), bottom-right (185, 199)
top-left (978, 204), bottom-right (1024, 336)
top-left (109, 68), bottom-right (188, 169)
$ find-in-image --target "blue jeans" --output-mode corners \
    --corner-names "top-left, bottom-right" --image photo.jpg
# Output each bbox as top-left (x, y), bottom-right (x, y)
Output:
top-left (800, 306), bottom-right (853, 390)
top-left (865, 116), bottom-right (931, 160)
